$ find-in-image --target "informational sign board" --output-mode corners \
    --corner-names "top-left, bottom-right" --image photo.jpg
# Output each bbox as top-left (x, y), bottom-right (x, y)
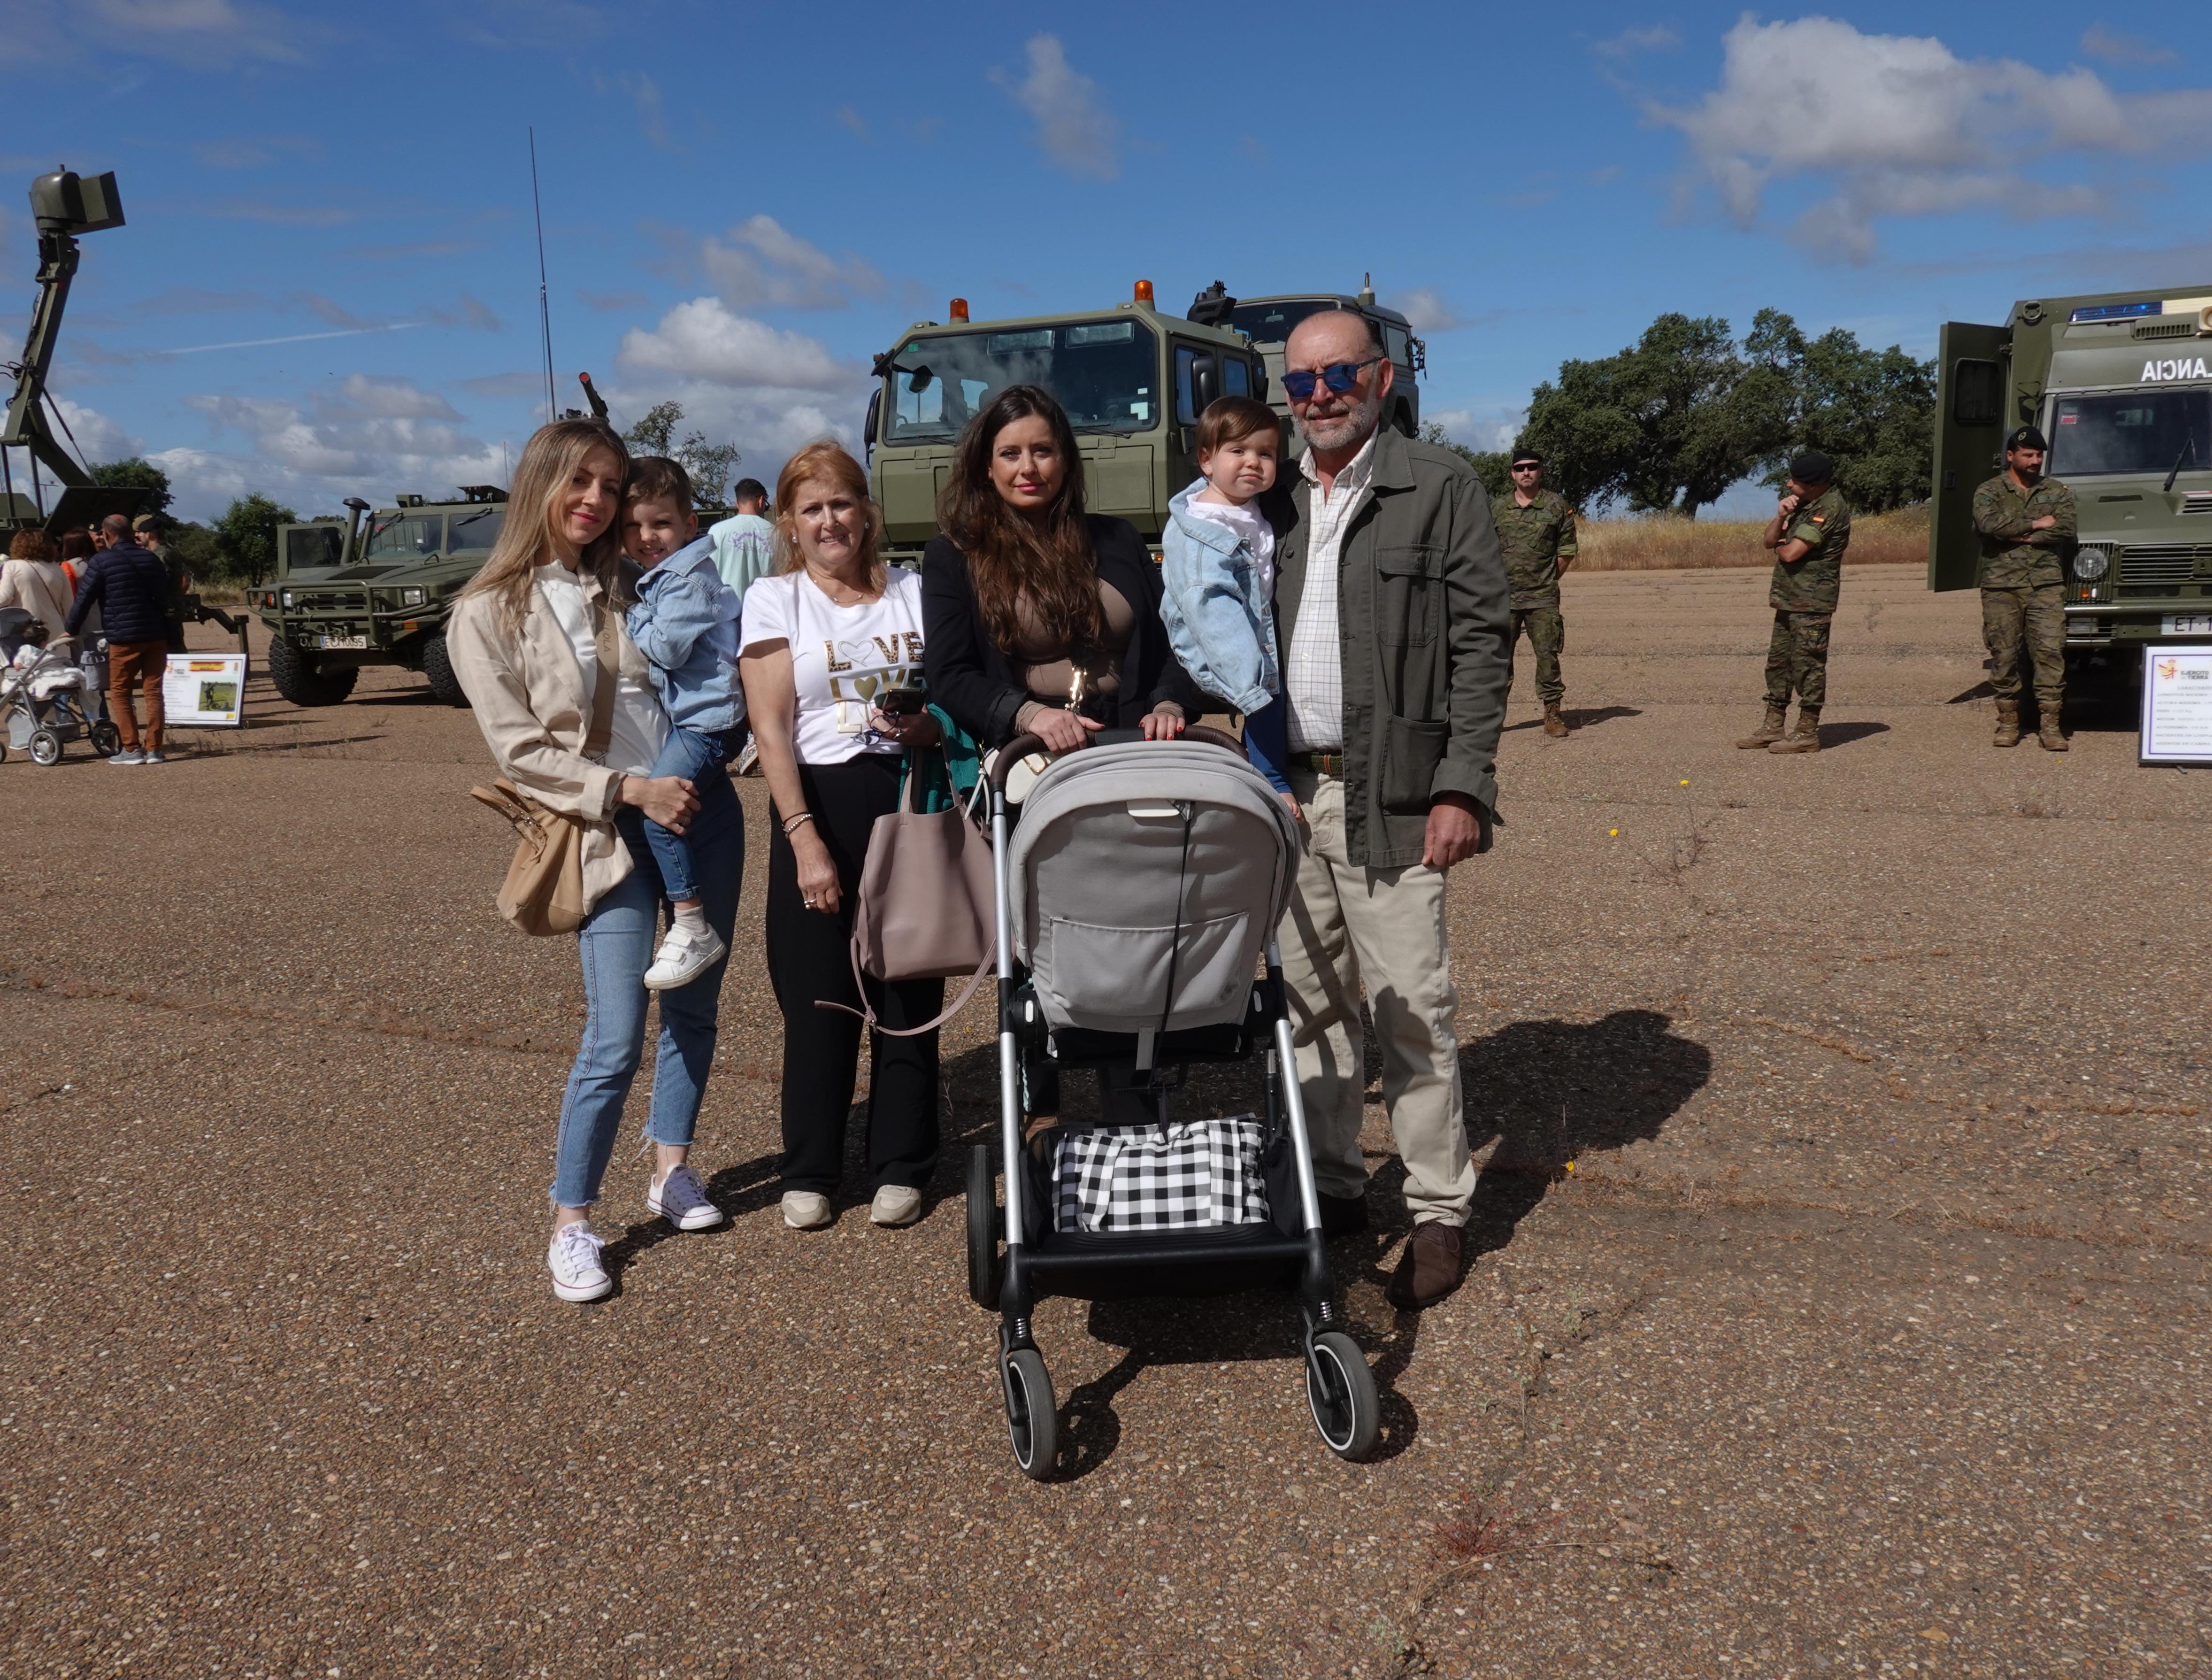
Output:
top-left (161, 652), bottom-right (246, 728)
top-left (2139, 644), bottom-right (2212, 766)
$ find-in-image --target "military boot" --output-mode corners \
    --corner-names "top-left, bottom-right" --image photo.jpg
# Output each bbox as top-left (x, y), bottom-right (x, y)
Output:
top-left (1992, 700), bottom-right (2021, 748)
top-left (2037, 714), bottom-right (2069, 753)
top-left (1542, 703), bottom-right (1571, 739)
top-left (1767, 708), bottom-right (1821, 754)
top-left (1736, 705), bottom-right (1788, 749)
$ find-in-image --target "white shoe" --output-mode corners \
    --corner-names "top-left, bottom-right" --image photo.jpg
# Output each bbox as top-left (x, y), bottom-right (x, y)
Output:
top-left (643, 923), bottom-right (727, 991)
top-left (870, 1185), bottom-right (922, 1227)
top-left (782, 1191), bottom-right (832, 1230)
top-left (735, 738), bottom-right (760, 777)
top-left (547, 1222), bottom-right (611, 1303)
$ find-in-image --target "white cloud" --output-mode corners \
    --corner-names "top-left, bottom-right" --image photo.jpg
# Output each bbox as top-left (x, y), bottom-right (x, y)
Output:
top-left (1398, 289), bottom-right (1463, 333)
top-left (1596, 24), bottom-right (1680, 59)
top-left (696, 216), bottom-right (886, 312)
top-left (2080, 24), bottom-right (2176, 67)
top-left (54, 398), bottom-right (138, 465)
top-left (617, 298), bottom-right (851, 391)
top-left (1657, 15), bottom-right (2212, 261)
top-left (990, 34), bottom-right (1120, 180)
top-left (596, 70), bottom-right (675, 151)
top-left (1, 0), bottom-right (313, 67)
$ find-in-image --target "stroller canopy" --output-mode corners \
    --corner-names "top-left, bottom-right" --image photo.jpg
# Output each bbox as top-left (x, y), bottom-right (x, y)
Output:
top-left (1007, 740), bottom-right (1299, 1035)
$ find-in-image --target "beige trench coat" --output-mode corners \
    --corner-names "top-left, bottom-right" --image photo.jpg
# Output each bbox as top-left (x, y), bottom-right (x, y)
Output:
top-left (446, 564), bottom-right (656, 914)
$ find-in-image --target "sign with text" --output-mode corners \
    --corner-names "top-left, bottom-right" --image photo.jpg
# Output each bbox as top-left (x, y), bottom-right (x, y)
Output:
top-left (161, 652), bottom-right (246, 728)
top-left (2140, 645), bottom-right (2212, 766)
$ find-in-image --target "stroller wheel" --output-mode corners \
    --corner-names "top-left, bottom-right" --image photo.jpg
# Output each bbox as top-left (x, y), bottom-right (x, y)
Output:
top-left (90, 721), bottom-right (121, 758)
top-left (1305, 1330), bottom-right (1380, 1461)
top-left (965, 1144), bottom-right (1002, 1310)
top-left (29, 727), bottom-right (62, 767)
top-left (1003, 1347), bottom-right (1059, 1481)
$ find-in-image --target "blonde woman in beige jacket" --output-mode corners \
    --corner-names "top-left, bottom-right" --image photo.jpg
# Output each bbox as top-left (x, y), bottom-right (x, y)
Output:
top-left (447, 419), bottom-right (742, 1304)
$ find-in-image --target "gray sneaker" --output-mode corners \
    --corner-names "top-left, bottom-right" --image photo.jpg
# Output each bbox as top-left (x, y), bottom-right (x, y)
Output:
top-left (646, 1163), bottom-right (725, 1232)
top-left (140, 749), bottom-right (166, 765)
top-left (107, 748), bottom-right (145, 766)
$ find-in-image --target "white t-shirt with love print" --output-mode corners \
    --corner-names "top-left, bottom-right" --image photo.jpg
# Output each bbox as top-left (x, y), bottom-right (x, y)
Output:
top-left (739, 568), bottom-right (925, 765)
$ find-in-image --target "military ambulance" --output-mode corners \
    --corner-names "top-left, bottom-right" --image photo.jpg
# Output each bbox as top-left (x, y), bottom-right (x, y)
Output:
top-left (1193, 278), bottom-right (1424, 439)
top-left (1931, 285), bottom-right (2212, 689)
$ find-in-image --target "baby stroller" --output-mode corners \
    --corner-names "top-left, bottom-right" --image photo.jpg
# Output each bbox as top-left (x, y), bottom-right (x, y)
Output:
top-left (0, 610), bottom-right (118, 766)
top-left (967, 726), bottom-right (1380, 1479)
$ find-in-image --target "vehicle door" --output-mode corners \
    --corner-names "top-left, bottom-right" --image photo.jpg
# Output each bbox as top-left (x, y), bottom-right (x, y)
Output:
top-left (1930, 322), bottom-right (2012, 591)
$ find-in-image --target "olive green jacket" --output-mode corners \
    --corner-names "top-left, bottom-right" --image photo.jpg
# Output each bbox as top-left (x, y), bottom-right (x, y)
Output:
top-left (1264, 427), bottom-right (1513, 869)
top-left (1768, 486), bottom-right (1852, 613)
top-left (1972, 471), bottom-right (2075, 590)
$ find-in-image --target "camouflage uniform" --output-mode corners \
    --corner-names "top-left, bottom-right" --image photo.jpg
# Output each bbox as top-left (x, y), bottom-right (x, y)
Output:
top-left (1492, 488), bottom-right (1577, 707)
top-left (1972, 471), bottom-right (2074, 715)
top-left (1763, 486), bottom-right (1851, 712)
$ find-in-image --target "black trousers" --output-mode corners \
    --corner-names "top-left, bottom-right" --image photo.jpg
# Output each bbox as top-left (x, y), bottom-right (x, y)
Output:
top-left (768, 753), bottom-right (943, 1195)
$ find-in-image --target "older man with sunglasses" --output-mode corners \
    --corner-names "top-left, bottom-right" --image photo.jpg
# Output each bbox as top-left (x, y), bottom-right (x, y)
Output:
top-left (1260, 308), bottom-right (1513, 1310)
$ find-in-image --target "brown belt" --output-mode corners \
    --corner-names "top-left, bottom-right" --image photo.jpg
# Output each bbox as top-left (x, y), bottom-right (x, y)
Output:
top-left (1289, 751), bottom-right (1344, 777)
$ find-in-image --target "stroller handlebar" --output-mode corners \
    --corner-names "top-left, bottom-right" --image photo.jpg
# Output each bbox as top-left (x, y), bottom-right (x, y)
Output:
top-left (988, 723), bottom-right (1244, 792)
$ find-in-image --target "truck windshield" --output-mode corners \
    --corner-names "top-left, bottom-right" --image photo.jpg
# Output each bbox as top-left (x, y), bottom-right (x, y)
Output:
top-left (364, 513), bottom-right (443, 559)
top-left (2050, 389), bottom-right (2212, 477)
top-left (446, 506), bottom-right (505, 552)
top-left (883, 319), bottom-right (1159, 441)
top-left (1229, 300), bottom-right (1338, 344)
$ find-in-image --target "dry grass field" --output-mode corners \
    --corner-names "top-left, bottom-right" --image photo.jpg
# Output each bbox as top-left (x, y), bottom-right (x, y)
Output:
top-left (1575, 505), bottom-right (1928, 572)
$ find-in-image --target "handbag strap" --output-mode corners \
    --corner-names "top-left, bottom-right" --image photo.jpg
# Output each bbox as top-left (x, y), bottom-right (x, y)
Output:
top-left (583, 595), bottom-right (618, 762)
top-left (816, 935), bottom-right (994, 1037)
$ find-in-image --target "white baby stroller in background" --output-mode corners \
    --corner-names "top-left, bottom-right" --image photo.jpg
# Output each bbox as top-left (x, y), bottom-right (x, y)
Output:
top-left (0, 609), bottom-right (119, 766)
top-left (966, 726), bottom-right (1380, 1479)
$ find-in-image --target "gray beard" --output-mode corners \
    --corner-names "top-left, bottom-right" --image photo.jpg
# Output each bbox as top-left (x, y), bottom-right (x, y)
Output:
top-left (1300, 393), bottom-right (1382, 454)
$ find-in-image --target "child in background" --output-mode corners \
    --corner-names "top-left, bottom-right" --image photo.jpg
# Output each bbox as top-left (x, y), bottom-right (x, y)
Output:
top-left (622, 456), bottom-right (748, 990)
top-left (1159, 395), bottom-right (1293, 809)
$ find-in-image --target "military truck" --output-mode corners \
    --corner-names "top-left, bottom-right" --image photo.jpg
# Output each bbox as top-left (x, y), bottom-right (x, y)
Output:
top-left (864, 282), bottom-right (1272, 567)
top-left (250, 487), bottom-right (508, 706)
top-left (1191, 278), bottom-right (1424, 438)
top-left (1931, 285), bottom-right (2212, 695)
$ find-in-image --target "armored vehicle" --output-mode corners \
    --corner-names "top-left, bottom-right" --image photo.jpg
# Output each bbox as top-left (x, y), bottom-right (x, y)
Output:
top-left (864, 282), bottom-right (1270, 567)
top-left (1932, 285), bottom-right (2212, 694)
top-left (1190, 278), bottom-right (1424, 439)
top-left (252, 487), bottom-right (508, 706)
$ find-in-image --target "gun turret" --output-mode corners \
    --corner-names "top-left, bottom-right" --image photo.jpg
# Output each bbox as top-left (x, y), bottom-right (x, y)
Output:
top-left (578, 371), bottom-right (609, 422)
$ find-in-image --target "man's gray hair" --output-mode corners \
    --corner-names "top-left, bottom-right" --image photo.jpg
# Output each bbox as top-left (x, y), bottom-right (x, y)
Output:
top-left (1288, 306), bottom-right (1384, 361)
top-left (100, 513), bottom-right (133, 539)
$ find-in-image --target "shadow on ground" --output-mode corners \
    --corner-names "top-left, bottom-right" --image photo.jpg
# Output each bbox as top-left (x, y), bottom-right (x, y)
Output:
top-left (1816, 721), bottom-right (1890, 749)
top-left (1503, 705), bottom-right (1642, 733)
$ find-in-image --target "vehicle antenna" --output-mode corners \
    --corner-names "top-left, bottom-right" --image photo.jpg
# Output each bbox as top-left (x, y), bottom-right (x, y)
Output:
top-left (529, 127), bottom-right (555, 426)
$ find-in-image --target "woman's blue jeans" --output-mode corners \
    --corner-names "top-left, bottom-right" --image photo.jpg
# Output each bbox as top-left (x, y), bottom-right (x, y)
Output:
top-left (550, 775), bottom-right (743, 1209)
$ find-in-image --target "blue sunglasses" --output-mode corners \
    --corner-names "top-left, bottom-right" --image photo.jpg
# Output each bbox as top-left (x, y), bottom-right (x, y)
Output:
top-left (1281, 356), bottom-right (1383, 403)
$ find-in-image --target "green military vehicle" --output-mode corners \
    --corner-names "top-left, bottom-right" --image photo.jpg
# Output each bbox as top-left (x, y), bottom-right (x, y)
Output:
top-left (864, 281), bottom-right (1273, 567)
top-left (1191, 278), bottom-right (1425, 439)
top-left (1932, 285), bottom-right (2212, 695)
top-left (253, 487), bottom-right (507, 706)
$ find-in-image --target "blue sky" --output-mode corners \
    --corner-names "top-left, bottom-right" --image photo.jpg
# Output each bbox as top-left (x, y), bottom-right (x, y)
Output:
top-left (5, 0), bottom-right (2209, 522)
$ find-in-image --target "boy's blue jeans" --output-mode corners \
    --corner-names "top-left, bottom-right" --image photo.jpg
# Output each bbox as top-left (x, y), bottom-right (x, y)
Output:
top-left (642, 725), bottom-right (745, 902)
top-left (551, 783), bottom-right (743, 1209)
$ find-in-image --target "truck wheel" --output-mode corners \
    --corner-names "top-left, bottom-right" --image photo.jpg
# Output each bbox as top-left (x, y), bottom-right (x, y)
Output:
top-left (266, 636), bottom-right (358, 707)
top-left (421, 630), bottom-right (469, 708)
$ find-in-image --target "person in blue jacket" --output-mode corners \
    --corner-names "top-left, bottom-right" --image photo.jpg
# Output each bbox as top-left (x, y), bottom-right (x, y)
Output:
top-left (67, 514), bottom-right (174, 766)
top-left (622, 456), bottom-right (747, 990)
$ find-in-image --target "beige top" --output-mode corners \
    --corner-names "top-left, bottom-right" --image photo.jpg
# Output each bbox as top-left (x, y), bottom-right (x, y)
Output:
top-left (445, 566), bottom-right (663, 913)
top-left (0, 558), bottom-right (73, 641)
top-left (1011, 580), bottom-right (1133, 714)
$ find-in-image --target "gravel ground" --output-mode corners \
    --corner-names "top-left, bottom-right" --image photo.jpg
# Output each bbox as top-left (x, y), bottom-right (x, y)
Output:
top-left (4, 568), bottom-right (2206, 1679)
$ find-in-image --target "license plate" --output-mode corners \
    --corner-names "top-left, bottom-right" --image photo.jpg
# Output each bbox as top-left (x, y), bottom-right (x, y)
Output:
top-left (316, 635), bottom-right (369, 650)
top-left (2161, 615), bottom-right (2212, 635)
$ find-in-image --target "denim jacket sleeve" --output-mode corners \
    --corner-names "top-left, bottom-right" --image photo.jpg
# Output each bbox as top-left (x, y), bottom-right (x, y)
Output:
top-left (626, 562), bottom-right (735, 678)
top-left (1159, 511), bottom-right (1275, 715)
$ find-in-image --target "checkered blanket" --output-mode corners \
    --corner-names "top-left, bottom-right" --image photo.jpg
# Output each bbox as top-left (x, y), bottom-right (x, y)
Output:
top-left (1052, 1115), bottom-right (1268, 1233)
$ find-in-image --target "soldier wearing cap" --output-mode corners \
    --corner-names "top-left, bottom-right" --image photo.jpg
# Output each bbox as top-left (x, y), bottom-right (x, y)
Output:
top-left (1491, 449), bottom-right (1578, 737)
top-left (1971, 425), bottom-right (2074, 751)
top-left (132, 514), bottom-right (191, 654)
top-left (1740, 449), bottom-right (1851, 755)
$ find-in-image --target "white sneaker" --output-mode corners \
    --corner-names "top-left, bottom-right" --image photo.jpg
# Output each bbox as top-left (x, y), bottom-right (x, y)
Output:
top-left (735, 738), bottom-right (760, 777)
top-left (782, 1190), bottom-right (832, 1230)
top-left (646, 1163), bottom-right (726, 1232)
top-left (547, 1222), bottom-right (611, 1303)
top-left (870, 1185), bottom-right (922, 1227)
top-left (643, 923), bottom-right (727, 991)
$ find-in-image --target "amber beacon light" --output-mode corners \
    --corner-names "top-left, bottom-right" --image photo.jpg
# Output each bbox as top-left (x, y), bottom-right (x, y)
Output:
top-left (949, 297), bottom-right (969, 322)
top-left (1134, 279), bottom-right (1154, 304)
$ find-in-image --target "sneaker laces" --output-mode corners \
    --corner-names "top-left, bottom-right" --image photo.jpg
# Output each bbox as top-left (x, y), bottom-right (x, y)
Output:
top-left (551, 1223), bottom-right (605, 1274)
top-left (658, 1164), bottom-right (708, 1213)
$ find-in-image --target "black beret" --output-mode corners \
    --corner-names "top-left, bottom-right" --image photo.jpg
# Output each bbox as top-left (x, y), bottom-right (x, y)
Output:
top-left (1789, 449), bottom-right (1835, 484)
top-left (2006, 425), bottom-right (2048, 453)
top-left (1509, 448), bottom-right (1542, 467)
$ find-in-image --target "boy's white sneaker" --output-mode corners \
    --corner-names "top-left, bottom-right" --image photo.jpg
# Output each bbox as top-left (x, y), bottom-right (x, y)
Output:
top-left (547, 1223), bottom-right (611, 1303)
top-left (643, 924), bottom-right (726, 991)
top-left (782, 1191), bottom-right (832, 1230)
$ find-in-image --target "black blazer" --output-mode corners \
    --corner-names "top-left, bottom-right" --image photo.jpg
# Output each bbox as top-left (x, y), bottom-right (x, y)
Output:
top-left (921, 514), bottom-right (1201, 748)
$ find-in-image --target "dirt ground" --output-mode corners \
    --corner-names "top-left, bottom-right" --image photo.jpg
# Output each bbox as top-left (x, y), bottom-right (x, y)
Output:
top-left (4, 566), bottom-right (2206, 1679)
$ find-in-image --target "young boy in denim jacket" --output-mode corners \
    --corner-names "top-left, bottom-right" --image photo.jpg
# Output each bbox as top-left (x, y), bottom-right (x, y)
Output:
top-left (622, 456), bottom-right (748, 990)
top-left (1159, 396), bottom-right (1294, 810)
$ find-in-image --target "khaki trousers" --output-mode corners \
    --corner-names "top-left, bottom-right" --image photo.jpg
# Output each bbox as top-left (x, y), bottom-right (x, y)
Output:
top-left (1278, 771), bottom-right (1474, 1227)
top-left (107, 640), bottom-right (167, 752)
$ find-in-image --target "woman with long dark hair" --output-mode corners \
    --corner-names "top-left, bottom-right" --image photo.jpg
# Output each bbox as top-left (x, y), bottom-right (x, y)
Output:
top-left (447, 418), bottom-right (739, 1304)
top-left (922, 385), bottom-right (1196, 753)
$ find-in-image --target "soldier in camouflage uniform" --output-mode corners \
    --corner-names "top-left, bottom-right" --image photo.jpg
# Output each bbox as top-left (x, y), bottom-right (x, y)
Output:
top-left (1971, 425), bottom-right (2075, 752)
top-left (1738, 450), bottom-right (1851, 755)
top-left (1493, 449), bottom-right (1579, 738)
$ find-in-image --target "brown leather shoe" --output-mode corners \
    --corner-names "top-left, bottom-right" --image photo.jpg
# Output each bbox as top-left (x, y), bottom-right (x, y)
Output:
top-left (1386, 1222), bottom-right (1466, 1310)
top-left (1318, 1192), bottom-right (1368, 1239)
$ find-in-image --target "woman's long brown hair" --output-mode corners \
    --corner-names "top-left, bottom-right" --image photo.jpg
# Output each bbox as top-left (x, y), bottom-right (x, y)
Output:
top-left (459, 418), bottom-right (632, 628)
top-left (937, 385), bottom-right (1101, 659)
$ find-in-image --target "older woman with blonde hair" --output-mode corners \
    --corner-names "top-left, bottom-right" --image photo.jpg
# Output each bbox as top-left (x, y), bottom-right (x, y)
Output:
top-left (739, 439), bottom-right (942, 1232)
top-left (447, 418), bottom-right (741, 1304)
